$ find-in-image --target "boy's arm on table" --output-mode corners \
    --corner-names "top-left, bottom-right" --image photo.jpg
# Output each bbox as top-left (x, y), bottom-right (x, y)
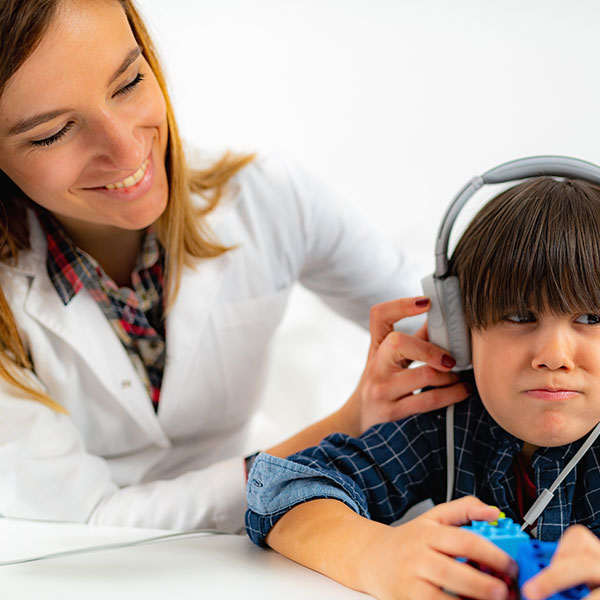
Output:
top-left (266, 496), bottom-right (517, 600)
top-left (521, 525), bottom-right (600, 600)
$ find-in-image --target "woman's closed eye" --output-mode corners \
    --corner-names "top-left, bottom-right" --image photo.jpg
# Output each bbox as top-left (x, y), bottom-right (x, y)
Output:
top-left (30, 121), bottom-right (75, 147)
top-left (29, 72), bottom-right (146, 148)
top-left (114, 72), bottom-right (145, 97)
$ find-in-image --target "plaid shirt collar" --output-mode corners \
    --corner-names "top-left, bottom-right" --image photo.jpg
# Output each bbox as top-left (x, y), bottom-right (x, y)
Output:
top-left (38, 211), bottom-right (161, 306)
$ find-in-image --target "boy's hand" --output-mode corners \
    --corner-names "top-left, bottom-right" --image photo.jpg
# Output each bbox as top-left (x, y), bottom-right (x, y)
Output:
top-left (361, 497), bottom-right (517, 600)
top-left (521, 525), bottom-right (600, 600)
top-left (342, 296), bottom-right (470, 435)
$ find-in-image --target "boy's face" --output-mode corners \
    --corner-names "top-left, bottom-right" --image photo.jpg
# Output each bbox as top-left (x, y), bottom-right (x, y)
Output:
top-left (471, 311), bottom-right (600, 450)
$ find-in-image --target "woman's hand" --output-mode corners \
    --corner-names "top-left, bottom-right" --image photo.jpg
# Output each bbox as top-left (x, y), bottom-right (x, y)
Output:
top-left (521, 525), bottom-right (600, 600)
top-left (341, 296), bottom-right (471, 436)
top-left (267, 295), bottom-right (470, 459)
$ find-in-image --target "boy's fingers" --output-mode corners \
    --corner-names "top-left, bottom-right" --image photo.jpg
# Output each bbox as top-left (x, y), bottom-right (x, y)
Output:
top-left (431, 527), bottom-right (516, 581)
top-left (427, 496), bottom-right (500, 527)
top-left (419, 551), bottom-right (511, 600)
top-left (369, 297), bottom-right (430, 349)
top-left (522, 556), bottom-right (599, 600)
top-left (522, 526), bottom-right (600, 600)
top-left (410, 580), bottom-right (458, 600)
top-left (554, 524), bottom-right (600, 558)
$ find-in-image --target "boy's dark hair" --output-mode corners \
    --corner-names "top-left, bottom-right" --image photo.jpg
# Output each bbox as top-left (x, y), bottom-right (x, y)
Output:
top-left (449, 176), bottom-right (600, 329)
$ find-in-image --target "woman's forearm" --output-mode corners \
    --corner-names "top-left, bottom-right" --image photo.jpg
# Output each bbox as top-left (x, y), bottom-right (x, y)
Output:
top-left (266, 399), bottom-right (359, 458)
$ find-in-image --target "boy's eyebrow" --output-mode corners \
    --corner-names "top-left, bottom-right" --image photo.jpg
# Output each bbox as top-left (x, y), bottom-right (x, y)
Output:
top-left (7, 46), bottom-right (142, 137)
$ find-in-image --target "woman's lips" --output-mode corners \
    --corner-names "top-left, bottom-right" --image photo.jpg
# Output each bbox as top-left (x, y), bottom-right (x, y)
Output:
top-left (87, 153), bottom-right (154, 201)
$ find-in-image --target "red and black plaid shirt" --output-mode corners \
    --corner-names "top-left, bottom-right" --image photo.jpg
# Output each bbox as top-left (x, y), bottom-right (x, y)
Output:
top-left (38, 212), bottom-right (166, 412)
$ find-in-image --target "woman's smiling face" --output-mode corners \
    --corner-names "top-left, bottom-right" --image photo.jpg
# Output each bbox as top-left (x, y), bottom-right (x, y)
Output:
top-left (0, 0), bottom-right (169, 238)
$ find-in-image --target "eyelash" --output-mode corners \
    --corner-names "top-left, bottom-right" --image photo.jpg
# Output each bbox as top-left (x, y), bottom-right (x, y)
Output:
top-left (504, 313), bottom-right (600, 325)
top-left (29, 72), bottom-right (146, 148)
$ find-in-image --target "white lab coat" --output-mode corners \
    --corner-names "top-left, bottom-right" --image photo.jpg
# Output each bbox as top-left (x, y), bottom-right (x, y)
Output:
top-left (0, 155), bottom-right (420, 532)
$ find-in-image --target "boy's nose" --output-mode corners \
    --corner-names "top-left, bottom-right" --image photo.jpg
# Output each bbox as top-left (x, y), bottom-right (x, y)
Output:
top-left (531, 326), bottom-right (575, 372)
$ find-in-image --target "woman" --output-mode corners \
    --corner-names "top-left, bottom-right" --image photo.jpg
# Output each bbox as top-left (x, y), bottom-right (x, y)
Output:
top-left (0, 0), bottom-right (467, 532)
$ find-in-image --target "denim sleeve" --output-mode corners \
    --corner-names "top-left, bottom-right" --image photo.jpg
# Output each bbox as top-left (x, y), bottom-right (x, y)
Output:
top-left (245, 413), bottom-right (446, 547)
top-left (245, 453), bottom-right (369, 546)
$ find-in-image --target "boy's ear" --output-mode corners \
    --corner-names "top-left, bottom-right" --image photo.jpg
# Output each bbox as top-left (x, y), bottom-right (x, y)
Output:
top-left (421, 274), bottom-right (471, 370)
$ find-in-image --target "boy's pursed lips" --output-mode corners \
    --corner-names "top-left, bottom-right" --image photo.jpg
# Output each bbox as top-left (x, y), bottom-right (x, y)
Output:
top-left (522, 387), bottom-right (582, 400)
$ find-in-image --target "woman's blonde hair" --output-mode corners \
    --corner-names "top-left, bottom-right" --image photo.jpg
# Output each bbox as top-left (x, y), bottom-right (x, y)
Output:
top-left (0, 0), bottom-right (254, 410)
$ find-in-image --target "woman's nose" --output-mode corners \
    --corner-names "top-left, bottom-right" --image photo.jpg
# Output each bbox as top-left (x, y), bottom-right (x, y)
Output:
top-left (531, 325), bottom-right (575, 371)
top-left (91, 110), bottom-right (145, 170)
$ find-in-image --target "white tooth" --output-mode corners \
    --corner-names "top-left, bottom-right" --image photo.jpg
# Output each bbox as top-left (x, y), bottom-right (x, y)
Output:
top-left (104, 159), bottom-right (148, 190)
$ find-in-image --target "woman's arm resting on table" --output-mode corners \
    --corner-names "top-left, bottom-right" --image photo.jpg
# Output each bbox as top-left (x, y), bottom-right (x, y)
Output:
top-left (266, 497), bottom-right (516, 600)
top-left (267, 296), bottom-right (470, 458)
top-left (521, 525), bottom-right (600, 600)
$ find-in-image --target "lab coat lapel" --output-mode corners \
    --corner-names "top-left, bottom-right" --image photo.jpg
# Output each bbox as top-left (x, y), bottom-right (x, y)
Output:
top-left (158, 250), bottom-right (232, 424)
top-left (23, 272), bottom-right (169, 445)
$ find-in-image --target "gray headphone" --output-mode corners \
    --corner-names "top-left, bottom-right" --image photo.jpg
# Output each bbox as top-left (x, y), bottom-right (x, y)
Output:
top-left (421, 155), bottom-right (600, 370)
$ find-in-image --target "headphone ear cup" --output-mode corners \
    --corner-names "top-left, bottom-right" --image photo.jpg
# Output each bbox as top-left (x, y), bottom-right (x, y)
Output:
top-left (440, 276), bottom-right (471, 369)
top-left (421, 274), bottom-right (448, 350)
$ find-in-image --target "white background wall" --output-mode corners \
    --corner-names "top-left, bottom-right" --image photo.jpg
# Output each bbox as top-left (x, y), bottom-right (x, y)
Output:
top-left (137, 0), bottom-right (600, 442)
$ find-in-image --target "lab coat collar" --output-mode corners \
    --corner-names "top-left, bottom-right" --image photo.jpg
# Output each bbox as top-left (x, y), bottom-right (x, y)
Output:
top-left (15, 203), bottom-right (236, 444)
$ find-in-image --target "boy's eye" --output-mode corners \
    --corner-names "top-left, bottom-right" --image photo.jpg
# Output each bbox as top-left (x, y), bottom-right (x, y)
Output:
top-left (504, 313), bottom-right (535, 324)
top-left (575, 314), bottom-right (600, 325)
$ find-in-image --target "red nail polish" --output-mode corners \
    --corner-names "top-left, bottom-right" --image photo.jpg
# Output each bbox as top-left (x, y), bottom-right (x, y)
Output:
top-left (415, 298), bottom-right (429, 307)
top-left (441, 354), bottom-right (456, 368)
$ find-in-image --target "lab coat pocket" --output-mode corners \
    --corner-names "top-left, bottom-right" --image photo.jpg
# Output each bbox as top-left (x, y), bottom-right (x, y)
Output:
top-left (211, 287), bottom-right (291, 421)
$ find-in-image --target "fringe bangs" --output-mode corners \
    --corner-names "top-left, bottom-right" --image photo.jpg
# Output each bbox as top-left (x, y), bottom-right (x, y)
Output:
top-left (451, 177), bottom-right (600, 329)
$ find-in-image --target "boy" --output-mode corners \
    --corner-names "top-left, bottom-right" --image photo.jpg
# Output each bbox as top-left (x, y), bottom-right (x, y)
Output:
top-left (245, 176), bottom-right (600, 600)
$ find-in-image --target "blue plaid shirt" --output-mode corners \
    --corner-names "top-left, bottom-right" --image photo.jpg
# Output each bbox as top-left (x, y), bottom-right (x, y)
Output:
top-left (246, 394), bottom-right (600, 546)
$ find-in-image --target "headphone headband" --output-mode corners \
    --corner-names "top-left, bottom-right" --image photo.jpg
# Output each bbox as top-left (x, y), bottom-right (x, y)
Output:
top-left (434, 155), bottom-right (600, 277)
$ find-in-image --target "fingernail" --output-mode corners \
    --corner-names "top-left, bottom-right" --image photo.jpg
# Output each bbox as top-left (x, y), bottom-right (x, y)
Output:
top-left (415, 297), bottom-right (430, 307)
top-left (463, 382), bottom-right (474, 396)
top-left (507, 560), bottom-right (518, 579)
top-left (441, 354), bottom-right (456, 368)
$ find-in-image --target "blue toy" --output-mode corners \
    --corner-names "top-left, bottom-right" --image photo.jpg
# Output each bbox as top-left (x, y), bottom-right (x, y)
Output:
top-left (462, 517), bottom-right (529, 560)
top-left (517, 540), bottom-right (589, 600)
top-left (462, 516), bottom-right (589, 600)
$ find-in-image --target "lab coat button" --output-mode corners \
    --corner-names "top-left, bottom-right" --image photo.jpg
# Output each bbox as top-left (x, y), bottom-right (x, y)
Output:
top-left (121, 379), bottom-right (132, 389)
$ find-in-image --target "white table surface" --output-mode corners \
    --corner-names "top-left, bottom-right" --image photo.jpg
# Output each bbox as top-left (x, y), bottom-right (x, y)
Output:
top-left (0, 518), bottom-right (372, 599)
